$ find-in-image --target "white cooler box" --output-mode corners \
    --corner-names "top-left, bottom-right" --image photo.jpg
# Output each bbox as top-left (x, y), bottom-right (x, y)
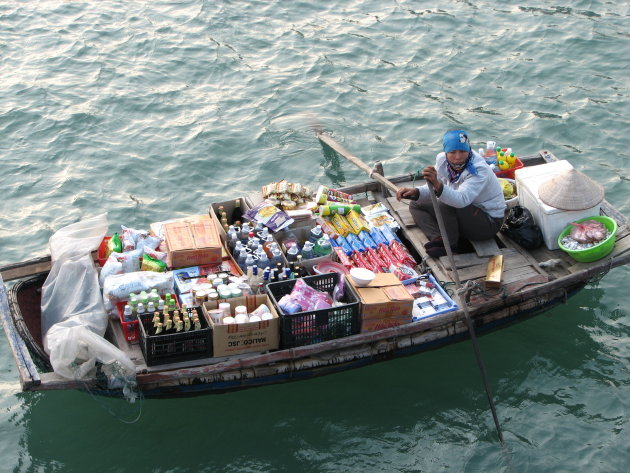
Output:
top-left (515, 160), bottom-right (601, 250)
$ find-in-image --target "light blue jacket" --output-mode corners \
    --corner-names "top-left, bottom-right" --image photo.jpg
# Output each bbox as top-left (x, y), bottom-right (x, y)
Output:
top-left (416, 151), bottom-right (506, 219)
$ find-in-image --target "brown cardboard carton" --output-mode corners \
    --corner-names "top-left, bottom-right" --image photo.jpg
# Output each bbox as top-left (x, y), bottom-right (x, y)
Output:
top-left (164, 215), bottom-right (222, 268)
top-left (349, 272), bottom-right (414, 321)
top-left (361, 315), bottom-right (412, 333)
top-left (209, 198), bottom-right (250, 242)
top-left (203, 294), bottom-right (279, 357)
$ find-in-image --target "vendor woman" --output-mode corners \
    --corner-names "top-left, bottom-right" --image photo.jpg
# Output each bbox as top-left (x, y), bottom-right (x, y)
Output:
top-left (396, 130), bottom-right (506, 258)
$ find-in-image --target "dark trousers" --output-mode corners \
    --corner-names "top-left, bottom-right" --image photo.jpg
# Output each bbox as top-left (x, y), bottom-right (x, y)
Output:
top-left (409, 199), bottom-right (504, 248)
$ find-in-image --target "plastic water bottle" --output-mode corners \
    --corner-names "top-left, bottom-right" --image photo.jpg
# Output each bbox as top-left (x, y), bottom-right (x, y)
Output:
top-left (136, 302), bottom-right (146, 317)
top-left (232, 240), bottom-right (244, 258)
top-left (123, 304), bottom-right (134, 322)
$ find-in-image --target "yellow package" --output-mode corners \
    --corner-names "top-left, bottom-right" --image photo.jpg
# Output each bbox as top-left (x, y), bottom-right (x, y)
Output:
top-left (329, 213), bottom-right (353, 237)
top-left (345, 209), bottom-right (370, 234)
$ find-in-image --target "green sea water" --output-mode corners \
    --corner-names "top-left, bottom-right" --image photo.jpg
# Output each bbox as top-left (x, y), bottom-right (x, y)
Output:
top-left (1, 1), bottom-right (629, 471)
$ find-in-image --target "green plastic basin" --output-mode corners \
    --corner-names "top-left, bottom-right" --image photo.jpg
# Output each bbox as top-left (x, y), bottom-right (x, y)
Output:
top-left (557, 216), bottom-right (617, 263)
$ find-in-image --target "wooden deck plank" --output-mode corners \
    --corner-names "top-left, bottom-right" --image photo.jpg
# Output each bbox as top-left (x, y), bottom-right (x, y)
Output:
top-left (470, 238), bottom-right (501, 257)
top-left (439, 248), bottom-right (523, 270)
top-left (449, 252), bottom-right (532, 281)
top-left (385, 196), bottom-right (416, 227)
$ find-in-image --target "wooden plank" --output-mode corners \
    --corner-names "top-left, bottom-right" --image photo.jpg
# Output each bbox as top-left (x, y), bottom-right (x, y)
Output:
top-left (453, 252), bottom-right (532, 281)
top-left (470, 238), bottom-right (501, 257)
top-left (440, 248), bottom-right (522, 270)
top-left (502, 266), bottom-right (541, 285)
top-left (385, 196), bottom-right (416, 227)
top-left (1, 256), bottom-right (52, 282)
top-left (495, 231), bottom-right (551, 278)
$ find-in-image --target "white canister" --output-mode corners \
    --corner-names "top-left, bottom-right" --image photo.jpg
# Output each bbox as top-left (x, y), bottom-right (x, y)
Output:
top-left (218, 302), bottom-right (232, 319)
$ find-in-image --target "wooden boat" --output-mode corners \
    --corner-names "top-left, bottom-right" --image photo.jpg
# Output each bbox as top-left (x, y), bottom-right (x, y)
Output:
top-left (2, 139), bottom-right (629, 398)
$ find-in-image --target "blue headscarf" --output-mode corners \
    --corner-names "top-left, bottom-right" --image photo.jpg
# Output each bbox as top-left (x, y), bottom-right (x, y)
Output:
top-left (442, 130), bottom-right (477, 180)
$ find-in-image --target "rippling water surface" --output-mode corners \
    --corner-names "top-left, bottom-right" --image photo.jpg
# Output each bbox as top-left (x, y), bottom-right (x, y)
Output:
top-left (1, 1), bottom-right (629, 472)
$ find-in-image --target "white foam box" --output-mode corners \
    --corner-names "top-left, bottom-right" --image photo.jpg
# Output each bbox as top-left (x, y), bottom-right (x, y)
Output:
top-left (515, 160), bottom-right (601, 250)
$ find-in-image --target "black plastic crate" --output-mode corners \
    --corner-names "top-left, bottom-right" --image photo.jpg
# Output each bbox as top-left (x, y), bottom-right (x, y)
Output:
top-left (138, 306), bottom-right (212, 366)
top-left (265, 272), bottom-right (360, 349)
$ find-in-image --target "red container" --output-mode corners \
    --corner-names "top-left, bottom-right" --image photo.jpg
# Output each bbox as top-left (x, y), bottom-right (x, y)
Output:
top-left (116, 295), bottom-right (180, 342)
top-left (494, 157), bottom-right (524, 180)
top-left (97, 236), bottom-right (112, 267)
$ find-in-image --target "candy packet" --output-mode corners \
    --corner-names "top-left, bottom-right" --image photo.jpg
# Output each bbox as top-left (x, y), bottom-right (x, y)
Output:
top-left (244, 199), bottom-right (295, 232)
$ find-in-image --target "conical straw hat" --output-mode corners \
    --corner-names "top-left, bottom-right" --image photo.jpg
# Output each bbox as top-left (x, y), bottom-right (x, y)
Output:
top-left (538, 168), bottom-right (604, 211)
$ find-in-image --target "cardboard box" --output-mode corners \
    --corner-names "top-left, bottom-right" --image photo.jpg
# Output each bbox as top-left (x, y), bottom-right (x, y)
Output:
top-left (203, 294), bottom-right (279, 357)
top-left (209, 198), bottom-right (251, 242)
top-left (361, 315), bottom-right (412, 333)
top-left (164, 215), bottom-right (223, 268)
top-left (348, 272), bottom-right (414, 321)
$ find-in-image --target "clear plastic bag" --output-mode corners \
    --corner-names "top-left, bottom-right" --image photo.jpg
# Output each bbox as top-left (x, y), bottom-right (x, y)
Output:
top-left (44, 323), bottom-right (135, 388)
top-left (42, 254), bottom-right (108, 338)
top-left (102, 271), bottom-right (174, 303)
top-left (42, 214), bottom-right (137, 392)
top-left (48, 213), bottom-right (108, 263)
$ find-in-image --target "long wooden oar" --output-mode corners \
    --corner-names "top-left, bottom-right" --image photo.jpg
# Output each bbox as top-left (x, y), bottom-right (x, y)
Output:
top-left (317, 131), bottom-right (507, 446)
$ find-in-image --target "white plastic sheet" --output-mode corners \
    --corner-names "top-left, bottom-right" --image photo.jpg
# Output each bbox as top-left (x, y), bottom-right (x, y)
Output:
top-left (41, 213), bottom-right (136, 390)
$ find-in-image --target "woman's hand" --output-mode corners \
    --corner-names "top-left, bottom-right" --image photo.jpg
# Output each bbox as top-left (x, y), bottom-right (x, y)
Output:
top-left (422, 165), bottom-right (442, 194)
top-left (396, 187), bottom-right (419, 201)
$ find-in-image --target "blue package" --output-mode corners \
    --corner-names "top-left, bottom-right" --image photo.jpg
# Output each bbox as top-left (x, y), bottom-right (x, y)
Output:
top-left (345, 233), bottom-right (366, 252)
top-left (333, 236), bottom-right (353, 255)
top-left (379, 224), bottom-right (401, 243)
top-left (369, 227), bottom-right (389, 246)
top-left (358, 231), bottom-right (377, 249)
